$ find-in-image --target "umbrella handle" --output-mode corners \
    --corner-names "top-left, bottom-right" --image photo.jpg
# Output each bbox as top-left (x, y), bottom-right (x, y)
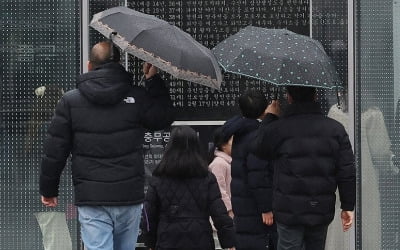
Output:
top-left (109, 32), bottom-right (117, 61)
top-left (336, 84), bottom-right (341, 110)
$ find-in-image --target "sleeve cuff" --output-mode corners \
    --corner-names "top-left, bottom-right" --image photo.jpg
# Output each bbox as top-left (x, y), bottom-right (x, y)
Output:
top-left (340, 203), bottom-right (355, 211)
top-left (261, 113), bottom-right (279, 126)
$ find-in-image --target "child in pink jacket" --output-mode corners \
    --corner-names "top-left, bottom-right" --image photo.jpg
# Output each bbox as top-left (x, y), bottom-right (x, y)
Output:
top-left (209, 126), bottom-right (233, 217)
top-left (209, 116), bottom-right (241, 218)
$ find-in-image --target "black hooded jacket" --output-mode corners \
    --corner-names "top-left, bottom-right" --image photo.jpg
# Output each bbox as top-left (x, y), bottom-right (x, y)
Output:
top-left (229, 117), bottom-right (276, 249)
top-left (144, 173), bottom-right (235, 250)
top-left (40, 62), bottom-right (175, 205)
top-left (252, 102), bottom-right (356, 226)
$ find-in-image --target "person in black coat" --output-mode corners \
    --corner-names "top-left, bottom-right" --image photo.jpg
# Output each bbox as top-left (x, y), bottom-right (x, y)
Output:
top-left (39, 41), bottom-right (175, 250)
top-left (252, 86), bottom-right (356, 250)
top-left (143, 126), bottom-right (235, 250)
top-left (229, 90), bottom-right (277, 250)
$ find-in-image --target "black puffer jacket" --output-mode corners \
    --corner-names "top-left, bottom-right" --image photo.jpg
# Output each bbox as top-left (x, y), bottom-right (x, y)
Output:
top-left (144, 173), bottom-right (235, 250)
top-left (230, 117), bottom-right (276, 250)
top-left (40, 62), bottom-right (175, 205)
top-left (252, 102), bottom-right (356, 226)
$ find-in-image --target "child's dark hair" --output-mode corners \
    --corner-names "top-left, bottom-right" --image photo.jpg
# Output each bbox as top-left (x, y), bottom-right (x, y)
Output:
top-left (153, 126), bottom-right (208, 178)
top-left (238, 89), bottom-right (268, 119)
top-left (208, 126), bottom-right (231, 163)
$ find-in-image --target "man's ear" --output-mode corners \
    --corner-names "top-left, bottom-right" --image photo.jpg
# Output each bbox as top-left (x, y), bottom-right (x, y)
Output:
top-left (87, 61), bottom-right (93, 71)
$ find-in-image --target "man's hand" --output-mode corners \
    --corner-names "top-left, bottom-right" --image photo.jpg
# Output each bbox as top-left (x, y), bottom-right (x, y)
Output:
top-left (341, 210), bottom-right (354, 232)
top-left (143, 62), bottom-right (158, 79)
top-left (41, 196), bottom-right (58, 207)
top-left (262, 212), bottom-right (274, 226)
top-left (265, 100), bottom-right (280, 116)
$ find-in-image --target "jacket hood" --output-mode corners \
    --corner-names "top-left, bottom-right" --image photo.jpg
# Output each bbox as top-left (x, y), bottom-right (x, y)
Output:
top-left (230, 116), bottom-right (260, 137)
top-left (283, 101), bottom-right (322, 117)
top-left (77, 62), bottom-right (132, 105)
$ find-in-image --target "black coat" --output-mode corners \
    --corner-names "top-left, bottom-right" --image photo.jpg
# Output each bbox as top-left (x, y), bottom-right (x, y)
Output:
top-left (230, 117), bottom-right (276, 250)
top-left (143, 173), bottom-right (235, 250)
top-left (39, 62), bottom-right (175, 205)
top-left (252, 102), bottom-right (356, 226)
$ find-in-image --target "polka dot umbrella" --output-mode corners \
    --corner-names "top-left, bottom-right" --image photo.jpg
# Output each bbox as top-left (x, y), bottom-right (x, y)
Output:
top-left (212, 26), bottom-right (342, 90)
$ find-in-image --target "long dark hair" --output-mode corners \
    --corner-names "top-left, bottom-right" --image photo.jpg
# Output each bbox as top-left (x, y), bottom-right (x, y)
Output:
top-left (152, 126), bottom-right (209, 178)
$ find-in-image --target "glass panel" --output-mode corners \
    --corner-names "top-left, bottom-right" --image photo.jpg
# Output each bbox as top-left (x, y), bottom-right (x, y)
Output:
top-left (0, 1), bottom-right (80, 249)
top-left (313, 0), bottom-right (348, 114)
top-left (357, 0), bottom-right (399, 249)
top-left (312, 1), bottom-right (352, 250)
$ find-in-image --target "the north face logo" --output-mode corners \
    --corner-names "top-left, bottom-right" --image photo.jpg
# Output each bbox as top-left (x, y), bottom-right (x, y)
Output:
top-left (124, 97), bottom-right (135, 103)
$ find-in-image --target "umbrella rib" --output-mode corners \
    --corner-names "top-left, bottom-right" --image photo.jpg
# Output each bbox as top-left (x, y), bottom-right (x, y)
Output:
top-left (167, 26), bottom-right (221, 85)
top-left (126, 25), bottom-right (219, 83)
top-left (222, 68), bottom-right (341, 89)
top-left (125, 42), bottom-right (220, 88)
top-left (222, 68), bottom-right (279, 86)
top-left (178, 28), bottom-right (220, 71)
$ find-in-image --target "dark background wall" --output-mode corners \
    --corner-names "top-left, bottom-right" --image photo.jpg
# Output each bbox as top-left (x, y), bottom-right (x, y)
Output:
top-left (0, 1), bottom-right (80, 249)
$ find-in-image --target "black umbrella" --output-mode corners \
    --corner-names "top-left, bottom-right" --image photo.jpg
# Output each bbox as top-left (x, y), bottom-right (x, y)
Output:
top-left (212, 26), bottom-right (342, 90)
top-left (90, 6), bottom-right (222, 89)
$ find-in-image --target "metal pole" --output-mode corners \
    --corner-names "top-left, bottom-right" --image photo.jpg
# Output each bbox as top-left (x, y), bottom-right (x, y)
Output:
top-left (81, 0), bottom-right (89, 73)
top-left (79, 1), bottom-right (89, 248)
top-left (309, 0), bottom-right (312, 38)
top-left (348, 0), bottom-right (355, 178)
top-left (125, 0), bottom-right (129, 70)
top-left (347, 0), bottom-right (356, 249)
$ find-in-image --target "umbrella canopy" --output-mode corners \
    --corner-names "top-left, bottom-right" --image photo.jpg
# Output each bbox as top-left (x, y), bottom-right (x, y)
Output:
top-left (90, 6), bottom-right (222, 89)
top-left (212, 26), bottom-right (342, 89)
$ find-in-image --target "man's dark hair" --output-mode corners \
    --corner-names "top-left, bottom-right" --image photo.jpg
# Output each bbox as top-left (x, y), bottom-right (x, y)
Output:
top-left (153, 126), bottom-right (209, 178)
top-left (238, 89), bottom-right (268, 119)
top-left (89, 41), bottom-right (121, 68)
top-left (286, 86), bottom-right (316, 103)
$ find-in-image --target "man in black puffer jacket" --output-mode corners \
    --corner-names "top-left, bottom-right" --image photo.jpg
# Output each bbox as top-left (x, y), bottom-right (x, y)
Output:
top-left (39, 41), bottom-right (175, 250)
top-left (252, 86), bottom-right (356, 250)
top-left (230, 90), bottom-right (277, 250)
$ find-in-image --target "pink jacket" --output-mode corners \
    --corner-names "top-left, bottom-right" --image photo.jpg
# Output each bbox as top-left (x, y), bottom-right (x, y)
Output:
top-left (209, 150), bottom-right (232, 211)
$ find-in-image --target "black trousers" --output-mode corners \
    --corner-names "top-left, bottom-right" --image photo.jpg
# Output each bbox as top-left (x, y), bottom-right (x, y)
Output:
top-left (276, 223), bottom-right (328, 250)
top-left (235, 231), bottom-right (278, 250)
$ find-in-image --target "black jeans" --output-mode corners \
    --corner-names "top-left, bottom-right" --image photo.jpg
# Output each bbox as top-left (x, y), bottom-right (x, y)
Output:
top-left (276, 223), bottom-right (328, 250)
